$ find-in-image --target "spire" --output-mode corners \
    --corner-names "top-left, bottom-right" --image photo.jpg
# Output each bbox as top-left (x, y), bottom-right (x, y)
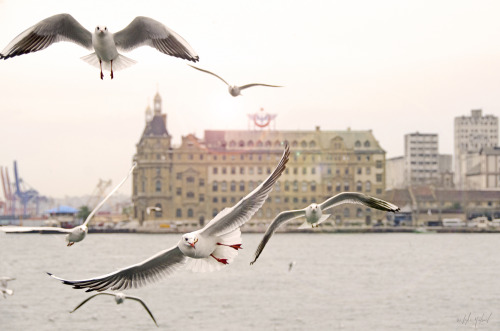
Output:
top-left (154, 91), bottom-right (162, 116)
top-left (145, 104), bottom-right (153, 123)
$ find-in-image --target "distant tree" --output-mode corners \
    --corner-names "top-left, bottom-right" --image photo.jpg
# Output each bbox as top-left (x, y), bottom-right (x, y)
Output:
top-left (77, 205), bottom-right (91, 221)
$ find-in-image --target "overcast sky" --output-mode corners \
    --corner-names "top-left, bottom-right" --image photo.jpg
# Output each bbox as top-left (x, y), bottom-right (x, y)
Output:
top-left (0, 0), bottom-right (499, 199)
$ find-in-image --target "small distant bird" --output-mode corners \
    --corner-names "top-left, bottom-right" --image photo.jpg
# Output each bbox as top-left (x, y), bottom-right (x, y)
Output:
top-left (70, 292), bottom-right (158, 327)
top-left (146, 207), bottom-right (162, 215)
top-left (288, 261), bottom-right (295, 272)
top-left (250, 192), bottom-right (400, 265)
top-left (47, 145), bottom-right (289, 292)
top-left (0, 14), bottom-right (199, 79)
top-left (0, 163), bottom-right (136, 246)
top-left (188, 64), bottom-right (282, 97)
top-left (0, 277), bottom-right (15, 298)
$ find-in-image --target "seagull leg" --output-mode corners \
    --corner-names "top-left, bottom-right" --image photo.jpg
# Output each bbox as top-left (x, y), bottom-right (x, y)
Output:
top-left (216, 243), bottom-right (242, 250)
top-left (99, 60), bottom-right (104, 80)
top-left (110, 60), bottom-right (114, 79)
top-left (210, 254), bottom-right (228, 264)
top-left (67, 242), bottom-right (74, 247)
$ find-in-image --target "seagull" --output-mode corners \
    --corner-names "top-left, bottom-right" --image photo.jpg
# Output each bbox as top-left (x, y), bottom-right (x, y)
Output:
top-left (288, 261), bottom-right (295, 272)
top-left (146, 207), bottom-right (161, 215)
top-left (250, 192), bottom-right (400, 265)
top-left (0, 14), bottom-right (199, 79)
top-left (48, 144), bottom-right (289, 291)
top-left (0, 277), bottom-right (15, 298)
top-left (70, 292), bottom-right (158, 327)
top-left (0, 162), bottom-right (136, 246)
top-left (188, 64), bottom-right (282, 97)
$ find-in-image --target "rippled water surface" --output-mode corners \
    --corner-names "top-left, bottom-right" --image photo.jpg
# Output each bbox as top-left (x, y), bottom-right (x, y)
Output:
top-left (1, 232), bottom-right (499, 330)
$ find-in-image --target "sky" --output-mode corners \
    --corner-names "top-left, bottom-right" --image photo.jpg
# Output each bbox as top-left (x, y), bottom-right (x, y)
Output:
top-left (0, 0), bottom-right (500, 199)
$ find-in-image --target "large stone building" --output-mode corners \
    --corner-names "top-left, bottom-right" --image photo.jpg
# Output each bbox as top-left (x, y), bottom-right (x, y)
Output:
top-left (386, 132), bottom-right (453, 189)
top-left (132, 93), bottom-right (389, 226)
top-left (454, 109), bottom-right (498, 188)
top-left (465, 147), bottom-right (500, 189)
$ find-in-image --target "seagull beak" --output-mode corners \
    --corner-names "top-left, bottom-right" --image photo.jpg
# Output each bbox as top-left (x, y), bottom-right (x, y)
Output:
top-left (189, 243), bottom-right (195, 248)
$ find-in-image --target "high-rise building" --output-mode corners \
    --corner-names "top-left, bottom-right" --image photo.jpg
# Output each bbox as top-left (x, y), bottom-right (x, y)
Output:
top-left (132, 93), bottom-right (389, 226)
top-left (454, 109), bottom-right (498, 188)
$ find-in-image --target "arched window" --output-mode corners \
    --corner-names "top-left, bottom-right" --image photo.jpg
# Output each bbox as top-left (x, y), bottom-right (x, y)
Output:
top-left (355, 140), bottom-right (361, 148)
top-left (301, 141), bottom-right (307, 148)
top-left (309, 140), bottom-right (316, 148)
top-left (265, 140), bottom-right (272, 147)
top-left (292, 140), bottom-right (298, 147)
top-left (274, 140), bottom-right (281, 148)
top-left (187, 208), bottom-right (194, 218)
top-left (229, 140), bottom-right (236, 148)
top-left (155, 180), bottom-right (162, 192)
top-left (364, 140), bottom-right (371, 147)
top-left (239, 140), bottom-right (245, 147)
top-left (155, 203), bottom-right (162, 217)
top-left (247, 140), bottom-right (254, 147)
top-left (212, 181), bottom-right (218, 192)
top-left (256, 140), bottom-right (263, 147)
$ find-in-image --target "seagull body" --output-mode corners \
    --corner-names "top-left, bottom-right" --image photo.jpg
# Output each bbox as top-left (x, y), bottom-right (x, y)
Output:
top-left (70, 292), bottom-right (158, 327)
top-left (0, 277), bottom-right (15, 298)
top-left (250, 192), bottom-right (400, 264)
top-left (48, 144), bottom-right (289, 291)
top-left (0, 14), bottom-right (199, 79)
top-left (0, 163), bottom-right (136, 246)
top-left (188, 64), bottom-right (282, 97)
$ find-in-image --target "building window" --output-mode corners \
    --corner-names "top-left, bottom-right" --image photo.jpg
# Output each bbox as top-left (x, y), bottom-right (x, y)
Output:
top-left (212, 209), bottom-right (218, 217)
top-left (176, 173), bottom-right (182, 180)
top-left (187, 192), bottom-right (194, 198)
top-left (176, 187), bottom-right (182, 196)
top-left (336, 182), bottom-right (341, 192)
top-left (240, 167), bottom-right (245, 175)
top-left (376, 174), bottom-right (382, 182)
top-left (357, 168), bottom-right (362, 175)
top-left (258, 167), bottom-right (263, 175)
top-left (248, 181), bottom-right (254, 190)
top-left (199, 194), bottom-right (205, 202)
top-left (275, 182), bottom-right (281, 192)
top-left (311, 167), bottom-right (316, 175)
top-left (199, 179), bottom-right (205, 186)
top-left (176, 208), bottom-right (182, 218)
top-left (213, 197), bottom-right (218, 203)
top-left (284, 181), bottom-right (290, 191)
top-left (302, 181), bottom-right (308, 192)
top-left (249, 167), bottom-right (254, 175)
top-left (344, 208), bottom-right (350, 218)
top-left (231, 167), bottom-right (236, 175)
top-left (187, 209), bottom-right (193, 218)
top-left (344, 181), bottom-right (349, 191)
top-left (293, 181), bottom-right (299, 192)
top-left (356, 208), bottom-right (363, 218)
top-left (366, 167), bottom-right (371, 175)
top-left (187, 176), bottom-right (194, 183)
top-left (364, 141), bottom-right (371, 147)
top-left (221, 181), bottom-right (227, 192)
top-left (376, 188), bottom-right (382, 195)
top-left (155, 204), bottom-right (162, 217)
top-left (222, 167), bottom-right (227, 175)
top-left (365, 181), bottom-right (371, 192)
top-left (212, 181), bottom-right (218, 192)
top-left (311, 181), bottom-right (317, 192)
top-left (239, 181), bottom-right (245, 191)
top-left (230, 181), bottom-right (236, 192)
top-left (356, 181), bottom-right (362, 192)
top-left (156, 168), bottom-right (161, 176)
top-left (302, 167), bottom-right (307, 175)
top-left (376, 160), bottom-right (382, 168)
top-left (213, 167), bottom-right (218, 175)
top-left (156, 180), bottom-right (162, 192)
top-left (345, 168), bottom-right (349, 175)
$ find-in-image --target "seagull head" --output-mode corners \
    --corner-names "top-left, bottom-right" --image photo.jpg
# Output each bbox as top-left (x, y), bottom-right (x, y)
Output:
top-left (95, 25), bottom-right (108, 35)
top-left (182, 233), bottom-right (198, 248)
top-left (306, 203), bottom-right (320, 214)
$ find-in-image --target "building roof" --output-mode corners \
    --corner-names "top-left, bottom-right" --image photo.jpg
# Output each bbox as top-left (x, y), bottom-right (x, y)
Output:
top-left (141, 115), bottom-right (169, 140)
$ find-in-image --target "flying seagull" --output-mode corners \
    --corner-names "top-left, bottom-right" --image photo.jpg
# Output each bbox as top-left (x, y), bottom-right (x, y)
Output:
top-left (70, 292), bottom-right (158, 327)
top-left (0, 14), bottom-right (199, 79)
top-left (0, 162), bottom-right (136, 246)
top-left (250, 192), bottom-right (400, 265)
top-left (188, 64), bottom-right (282, 97)
top-left (48, 144), bottom-right (289, 291)
top-left (0, 277), bottom-right (15, 298)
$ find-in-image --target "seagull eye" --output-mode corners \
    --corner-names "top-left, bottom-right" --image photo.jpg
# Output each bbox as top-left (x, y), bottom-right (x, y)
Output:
top-left (97, 27), bottom-right (100, 30)
top-left (105, 27), bottom-right (107, 31)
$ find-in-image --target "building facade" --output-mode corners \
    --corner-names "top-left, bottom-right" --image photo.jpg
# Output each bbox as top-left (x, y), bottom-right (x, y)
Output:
top-left (454, 109), bottom-right (498, 188)
top-left (132, 93), bottom-right (389, 226)
top-left (465, 147), bottom-right (500, 189)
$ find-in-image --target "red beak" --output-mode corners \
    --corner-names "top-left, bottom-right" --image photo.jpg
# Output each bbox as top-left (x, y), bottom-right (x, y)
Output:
top-left (189, 243), bottom-right (195, 248)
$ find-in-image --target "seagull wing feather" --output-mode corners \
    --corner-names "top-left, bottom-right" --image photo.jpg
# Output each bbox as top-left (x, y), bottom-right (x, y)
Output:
top-left (200, 144), bottom-right (290, 237)
top-left (114, 16), bottom-right (198, 62)
top-left (70, 293), bottom-right (114, 313)
top-left (1, 13), bottom-right (92, 59)
top-left (239, 83), bottom-right (283, 90)
top-left (250, 209), bottom-right (305, 265)
top-left (320, 192), bottom-right (400, 212)
top-left (48, 246), bottom-right (186, 292)
top-left (188, 64), bottom-right (230, 86)
top-left (126, 295), bottom-right (159, 327)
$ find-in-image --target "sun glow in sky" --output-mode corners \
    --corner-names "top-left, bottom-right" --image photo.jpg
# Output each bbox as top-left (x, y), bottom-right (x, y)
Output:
top-left (1, 0), bottom-right (500, 198)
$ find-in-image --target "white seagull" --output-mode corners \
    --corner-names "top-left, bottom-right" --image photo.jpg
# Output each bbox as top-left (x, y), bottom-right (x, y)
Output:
top-left (0, 13), bottom-right (199, 79)
top-left (70, 292), bottom-right (158, 327)
top-left (250, 192), bottom-right (400, 265)
top-left (0, 162), bottom-right (136, 246)
top-left (0, 277), bottom-right (15, 298)
top-left (188, 64), bottom-right (282, 97)
top-left (48, 144), bottom-right (289, 291)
